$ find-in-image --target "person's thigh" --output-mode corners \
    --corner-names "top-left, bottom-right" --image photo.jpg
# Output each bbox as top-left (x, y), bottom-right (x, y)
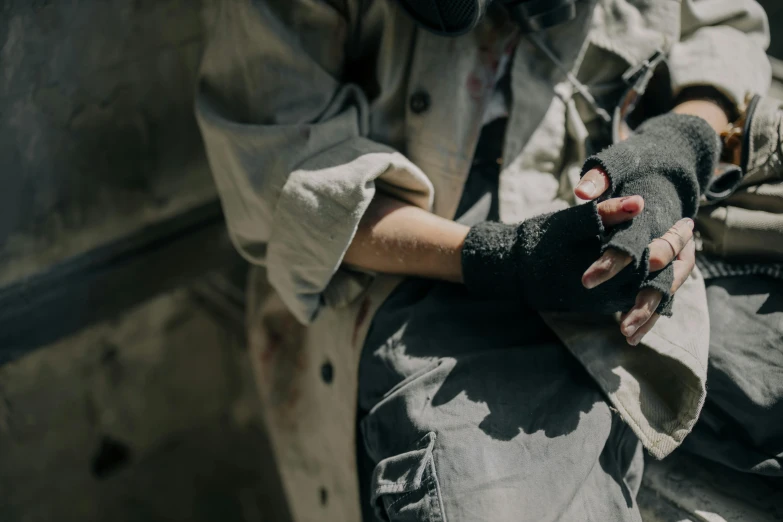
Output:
top-left (358, 280), bottom-right (643, 522)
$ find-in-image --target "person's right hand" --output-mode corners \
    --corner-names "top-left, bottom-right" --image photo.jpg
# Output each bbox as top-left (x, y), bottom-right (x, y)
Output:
top-left (577, 168), bottom-right (697, 345)
top-left (575, 113), bottom-right (717, 320)
top-left (460, 195), bottom-right (660, 315)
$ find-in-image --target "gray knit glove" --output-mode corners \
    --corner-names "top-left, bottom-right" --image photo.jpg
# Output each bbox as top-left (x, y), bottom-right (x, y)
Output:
top-left (581, 113), bottom-right (720, 315)
top-left (461, 202), bottom-right (648, 314)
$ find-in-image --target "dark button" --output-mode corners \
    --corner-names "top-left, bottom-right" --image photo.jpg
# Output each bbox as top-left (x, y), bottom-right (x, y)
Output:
top-left (409, 90), bottom-right (431, 114)
top-left (321, 361), bottom-right (334, 384)
top-left (320, 487), bottom-right (328, 506)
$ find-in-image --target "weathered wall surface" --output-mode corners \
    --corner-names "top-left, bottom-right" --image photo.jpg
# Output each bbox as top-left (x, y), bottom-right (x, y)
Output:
top-left (0, 2), bottom-right (292, 521)
top-left (0, 0), bottom-right (218, 285)
top-left (0, 283), bottom-right (290, 522)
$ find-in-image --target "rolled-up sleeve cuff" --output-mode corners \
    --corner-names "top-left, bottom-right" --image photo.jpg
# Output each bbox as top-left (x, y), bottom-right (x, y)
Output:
top-left (267, 145), bottom-right (434, 324)
top-left (669, 26), bottom-right (771, 109)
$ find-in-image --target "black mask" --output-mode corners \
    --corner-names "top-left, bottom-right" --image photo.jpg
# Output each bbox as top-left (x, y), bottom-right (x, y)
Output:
top-left (397, 0), bottom-right (578, 36)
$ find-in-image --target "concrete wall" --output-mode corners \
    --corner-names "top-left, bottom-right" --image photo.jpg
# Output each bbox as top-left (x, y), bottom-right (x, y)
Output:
top-left (0, 0), bottom-right (218, 285)
top-left (0, 281), bottom-right (289, 522)
top-left (0, 2), bottom-right (292, 521)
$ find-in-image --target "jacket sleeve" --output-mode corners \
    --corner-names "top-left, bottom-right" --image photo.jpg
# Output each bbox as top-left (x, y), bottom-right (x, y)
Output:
top-left (698, 96), bottom-right (783, 260)
top-left (669, 0), bottom-right (771, 110)
top-left (195, 0), bottom-right (433, 324)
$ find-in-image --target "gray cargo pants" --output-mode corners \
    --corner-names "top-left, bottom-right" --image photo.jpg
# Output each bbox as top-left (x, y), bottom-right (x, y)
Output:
top-left (357, 279), bottom-right (644, 522)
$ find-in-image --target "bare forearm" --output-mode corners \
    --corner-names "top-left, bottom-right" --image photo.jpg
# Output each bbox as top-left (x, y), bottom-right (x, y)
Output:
top-left (343, 193), bottom-right (469, 283)
top-left (672, 98), bottom-right (729, 134)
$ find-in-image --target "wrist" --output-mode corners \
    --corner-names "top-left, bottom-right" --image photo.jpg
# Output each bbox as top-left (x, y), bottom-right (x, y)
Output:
top-left (673, 99), bottom-right (729, 134)
top-left (672, 86), bottom-right (733, 134)
top-left (461, 222), bottom-right (519, 297)
top-left (437, 221), bottom-right (470, 284)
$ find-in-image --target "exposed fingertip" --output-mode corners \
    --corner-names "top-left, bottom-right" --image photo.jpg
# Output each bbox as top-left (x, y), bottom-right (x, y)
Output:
top-left (622, 324), bottom-right (638, 337)
top-left (621, 196), bottom-right (642, 213)
top-left (582, 273), bottom-right (598, 289)
top-left (683, 218), bottom-right (695, 230)
top-left (575, 179), bottom-right (597, 199)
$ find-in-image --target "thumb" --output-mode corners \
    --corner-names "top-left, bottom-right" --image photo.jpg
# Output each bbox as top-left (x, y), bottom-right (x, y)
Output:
top-left (575, 168), bottom-right (610, 201)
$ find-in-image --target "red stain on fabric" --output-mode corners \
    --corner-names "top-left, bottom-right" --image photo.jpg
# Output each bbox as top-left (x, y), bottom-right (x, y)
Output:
top-left (284, 388), bottom-right (300, 410)
top-left (295, 351), bottom-right (307, 371)
top-left (352, 297), bottom-right (371, 347)
top-left (261, 330), bottom-right (282, 362)
top-left (467, 73), bottom-right (485, 100)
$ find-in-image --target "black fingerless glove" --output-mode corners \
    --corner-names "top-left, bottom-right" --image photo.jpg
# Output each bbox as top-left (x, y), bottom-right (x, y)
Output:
top-left (581, 113), bottom-right (720, 315)
top-left (461, 202), bottom-right (647, 314)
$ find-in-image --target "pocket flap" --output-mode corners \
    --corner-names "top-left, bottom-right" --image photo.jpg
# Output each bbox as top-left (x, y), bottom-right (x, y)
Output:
top-left (371, 432), bottom-right (437, 499)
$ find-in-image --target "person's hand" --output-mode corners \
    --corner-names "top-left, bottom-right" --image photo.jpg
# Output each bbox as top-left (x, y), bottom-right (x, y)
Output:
top-left (462, 194), bottom-right (675, 315)
top-left (576, 168), bottom-right (696, 345)
top-left (576, 113), bottom-right (716, 322)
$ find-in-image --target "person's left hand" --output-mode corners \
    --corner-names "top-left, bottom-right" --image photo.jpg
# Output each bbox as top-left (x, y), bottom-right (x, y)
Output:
top-left (575, 167), bottom-right (697, 346)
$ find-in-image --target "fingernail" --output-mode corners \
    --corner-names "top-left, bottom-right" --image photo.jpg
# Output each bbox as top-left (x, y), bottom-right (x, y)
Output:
top-left (623, 324), bottom-right (638, 337)
top-left (577, 180), bottom-right (596, 198)
top-left (621, 198), bottom-right (637, 212)
top-left (583, 276), bottom-right (598, 290)
top-left (684, 218), bottom-right (694, 230)
top-left (627, 336), bottom-right (640, 346)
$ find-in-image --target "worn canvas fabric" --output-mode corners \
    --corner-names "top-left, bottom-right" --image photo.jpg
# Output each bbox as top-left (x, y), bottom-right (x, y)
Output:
top-left (681, 275), bottom-right (783, 476)
top-left (196, 1), bottom-right (771, 520)
top-left (699, 95), bottom-right (783, 261)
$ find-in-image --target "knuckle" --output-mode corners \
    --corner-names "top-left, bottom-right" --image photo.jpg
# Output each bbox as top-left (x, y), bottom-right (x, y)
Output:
top-left (608, 249), bottom-right (626, 261)
top-left (677, 221), bottom-right (694, 237)
top-left (649, 240), bottom-right (673, 265)
top-left (634, 289), bottom-right (660, 313)
top-left (644, 293), bottom-right (662, 312)
top-left (665, 229), bottom-right (688, 249)
top-left (597, 200), bottom-right (616, 214)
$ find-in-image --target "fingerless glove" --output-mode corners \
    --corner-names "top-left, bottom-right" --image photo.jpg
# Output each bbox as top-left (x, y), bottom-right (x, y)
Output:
top-left (581, 113), bottom-right (720, 315)
top-left (461, 202), bottom-right (647, 314)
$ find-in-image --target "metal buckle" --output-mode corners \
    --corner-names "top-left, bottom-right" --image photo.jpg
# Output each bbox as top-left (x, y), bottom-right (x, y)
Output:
top-left (612, 51), bottom-right (668, 144)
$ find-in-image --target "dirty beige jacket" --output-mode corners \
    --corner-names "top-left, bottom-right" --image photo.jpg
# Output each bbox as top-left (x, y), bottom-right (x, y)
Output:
top-left (195, 1), bottom-right (770, 520)
top-left (699, 96), bottom-right (783, 260)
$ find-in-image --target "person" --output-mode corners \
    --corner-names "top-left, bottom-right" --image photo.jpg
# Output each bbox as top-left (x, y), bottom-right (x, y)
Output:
top-left (195, 1), bottom-right (772, 520)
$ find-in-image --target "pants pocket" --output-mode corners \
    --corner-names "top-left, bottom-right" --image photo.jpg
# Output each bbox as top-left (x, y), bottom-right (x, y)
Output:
top-left (370, 432), bottom-right (446, 522)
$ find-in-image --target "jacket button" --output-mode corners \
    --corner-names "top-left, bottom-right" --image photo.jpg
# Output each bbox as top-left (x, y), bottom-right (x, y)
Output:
top-left (321, 361), bottom-right (334, 384)
top-left (409, 90), bottom-right (431, 114)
